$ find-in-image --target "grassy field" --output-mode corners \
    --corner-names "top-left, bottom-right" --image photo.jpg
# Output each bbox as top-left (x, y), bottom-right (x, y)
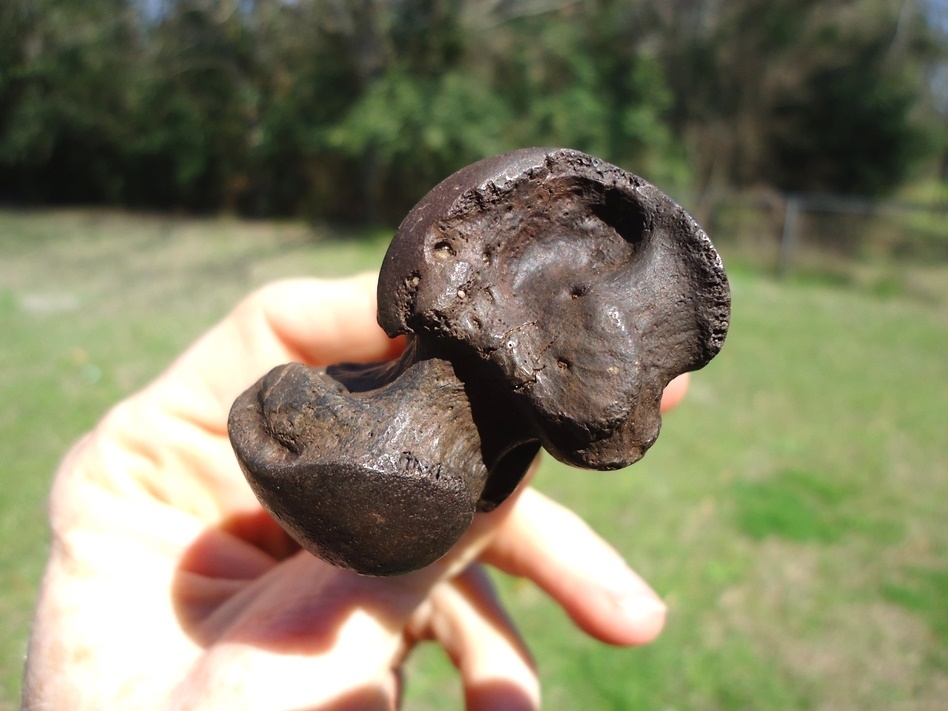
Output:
top-left (1, 209), bottom-right (946, 710)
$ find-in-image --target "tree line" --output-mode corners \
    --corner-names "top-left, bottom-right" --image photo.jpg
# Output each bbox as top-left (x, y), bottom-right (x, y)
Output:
top-left (0, 0), bottom-right (944, 223)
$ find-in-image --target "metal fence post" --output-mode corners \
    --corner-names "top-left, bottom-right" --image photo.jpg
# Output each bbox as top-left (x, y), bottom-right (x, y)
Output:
top-left (778, 194), bottom-right (800, 277)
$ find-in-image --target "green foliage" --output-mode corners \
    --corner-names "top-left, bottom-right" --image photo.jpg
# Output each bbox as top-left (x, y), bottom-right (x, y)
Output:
top-left (123, 75), bottom-right (212, 207)
top-left (768, 51), bottom-right (930, 195)
top-left (0, 0), bottom-right (142, 202)
top-left (658, 0), bottom-right (942, 196)
top-left (0, 0), bottom-right (944, 218)
top-left (493, 5), bottom-right (681, 178)
top-left (328, 68), bottom-right (512, 220)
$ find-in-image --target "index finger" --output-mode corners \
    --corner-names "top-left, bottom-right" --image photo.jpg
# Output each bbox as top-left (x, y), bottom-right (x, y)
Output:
top-left (156, 273), bottom-right (405, 434)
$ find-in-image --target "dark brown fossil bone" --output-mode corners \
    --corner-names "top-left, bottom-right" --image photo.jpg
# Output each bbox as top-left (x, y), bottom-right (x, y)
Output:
top-left (228, 147), bottom-right (730, 576)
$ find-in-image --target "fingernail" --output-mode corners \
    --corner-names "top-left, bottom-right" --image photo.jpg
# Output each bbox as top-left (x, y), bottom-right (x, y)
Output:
top-left (598, 565), bottom-right (667, 621)
top-left (612, 593), bottom-right (667, 623)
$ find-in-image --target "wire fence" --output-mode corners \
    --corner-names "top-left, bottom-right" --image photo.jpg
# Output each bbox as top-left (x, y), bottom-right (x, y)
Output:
top-left (705, 190), bottom-right (948, 278)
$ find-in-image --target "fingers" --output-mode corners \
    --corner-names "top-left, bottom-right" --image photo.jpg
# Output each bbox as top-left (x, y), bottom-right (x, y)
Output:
top-left (172, 554), bottom-right (429, 710)
top-left (249, 275), bottom-right (405, 368)
top-left (156, 273), bottom-right (404, 434)
top-left (661, 372), bottom-right (690, 413)
top-left (412, 566), bottom-right (539, 711)
top-left (172, 556), bottom-right (540, 711)
top-left (480, 488), bottom-right (666, 647)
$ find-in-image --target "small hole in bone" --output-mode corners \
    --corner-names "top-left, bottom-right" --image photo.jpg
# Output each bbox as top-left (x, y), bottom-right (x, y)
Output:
top-left (571, 285), bottom-right (588, 299)
top-left (556, 358), bottom-right (571, 371)
top-left (433, 241), bottom-right (456, 259)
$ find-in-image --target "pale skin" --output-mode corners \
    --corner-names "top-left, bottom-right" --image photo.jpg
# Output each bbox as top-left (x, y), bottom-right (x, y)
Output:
top-left (23, 273), bottom-right (689, 711)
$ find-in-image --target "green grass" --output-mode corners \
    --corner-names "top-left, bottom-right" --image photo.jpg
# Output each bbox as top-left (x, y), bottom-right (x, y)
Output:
top-left (1, 210), bottom-right (947, 709)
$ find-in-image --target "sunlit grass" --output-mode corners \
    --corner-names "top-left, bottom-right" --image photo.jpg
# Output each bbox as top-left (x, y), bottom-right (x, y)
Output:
top-left (1, 209), bottom-right (946, 710)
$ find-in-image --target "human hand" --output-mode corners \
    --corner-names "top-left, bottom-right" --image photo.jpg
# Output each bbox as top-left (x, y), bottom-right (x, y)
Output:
top-left (23, 273), bottom-right (688, 710)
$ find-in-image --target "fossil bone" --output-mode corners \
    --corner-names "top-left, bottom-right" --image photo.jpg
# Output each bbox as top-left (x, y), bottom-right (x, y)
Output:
top-left (228, 147), bottom-right (730, 576)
